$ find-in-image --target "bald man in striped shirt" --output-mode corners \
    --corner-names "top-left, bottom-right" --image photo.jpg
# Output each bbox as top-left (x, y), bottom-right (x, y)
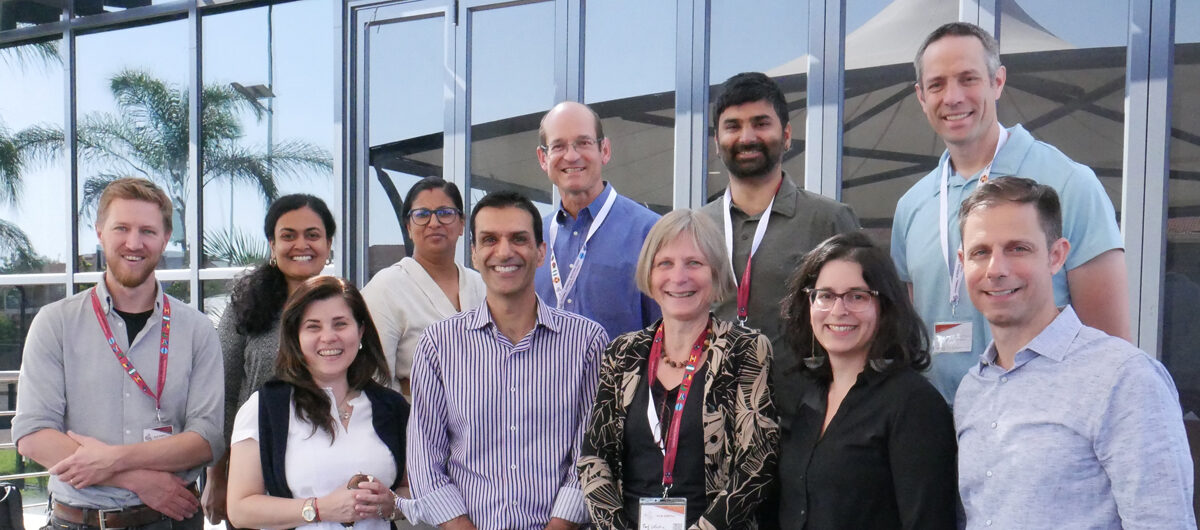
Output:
top-left (404, 191), bottom-right (609, 530)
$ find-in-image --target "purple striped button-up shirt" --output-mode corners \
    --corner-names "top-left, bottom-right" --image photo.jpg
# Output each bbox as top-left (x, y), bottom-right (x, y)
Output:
top-left (405, 296), bottom-right (608, 529)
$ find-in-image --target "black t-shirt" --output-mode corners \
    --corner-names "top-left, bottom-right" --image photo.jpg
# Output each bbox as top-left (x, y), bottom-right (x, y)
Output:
top-left (114, 308), bottom-right (154, 345)
top-left (622, 361), bottom-right (709, 526)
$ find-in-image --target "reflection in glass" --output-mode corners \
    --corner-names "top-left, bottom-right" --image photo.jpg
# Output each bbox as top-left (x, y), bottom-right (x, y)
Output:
top-left (365, 13), bottom-right (446, 279)
top-left (0, 0), bottom-right (63, 30)
top-left (71, 0), bottom-right (182, 18)
top-left (999, 0), bottom-right (1128, 214)
top-left (202, 0), bottom-right (336, 269)
top-left (708, 0), bottom-right (808, 203)
top-left (202, 278), bottom-right (235, 324)
top-left (0, 40), bottom-right (65, 274)
top-left (1165, 3), bottom-right (1200, 511)
top-left (0, 283), bottom-right (63, 515)
top-left (840, 0), bottom-right (955, 241)
top-left (584, 0), bottom-right (675, 214)
top-left (467, 1), bottom-right (556, 211)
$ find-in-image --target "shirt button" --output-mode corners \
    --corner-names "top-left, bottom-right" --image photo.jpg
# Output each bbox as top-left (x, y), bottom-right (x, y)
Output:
top-left (986, 470), bottom-right (993, 477)
top-left (566, 298), bottom-right (573, 304)
top-left (125, 429), bottom-right (131, 434)
top-left (510, 464), bottom-right (517, 470)
top-left (572, 231), bottom-right (579, 236)
top-left (510, 386), bottom-right (517, 392)
top-left (509, 425), bottom-right (517, 431)
top-left (1001, 376), bottom-right (1008, 383)
top-left (991, 421), bottom-right (998, 429)
top-left (986, 520), bottom-right (993, 526)
top-left (741, 234), bottom-right (749, 241)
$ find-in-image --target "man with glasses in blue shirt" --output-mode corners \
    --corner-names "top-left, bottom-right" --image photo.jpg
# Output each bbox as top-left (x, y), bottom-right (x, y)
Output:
top-left (533, 101), bottom-right (661, 340)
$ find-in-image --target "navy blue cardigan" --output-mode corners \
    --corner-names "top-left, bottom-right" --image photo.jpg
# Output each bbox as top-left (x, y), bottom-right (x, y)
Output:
top-left (257, 379), bottom-right (409, 498)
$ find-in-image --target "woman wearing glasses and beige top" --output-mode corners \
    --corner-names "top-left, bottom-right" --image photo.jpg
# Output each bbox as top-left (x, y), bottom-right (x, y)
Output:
top-left (776, 232), bottom-right (957, 529)
top-left (361, 176), bottom-right (485, 397)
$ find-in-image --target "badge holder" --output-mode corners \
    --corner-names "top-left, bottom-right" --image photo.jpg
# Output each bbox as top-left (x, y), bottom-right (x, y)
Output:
top-left (638, 495), bottom-right (686, 530)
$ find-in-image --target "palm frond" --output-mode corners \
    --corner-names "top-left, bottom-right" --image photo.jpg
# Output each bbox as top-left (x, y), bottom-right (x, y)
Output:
top-left (0, 219), bottom-right (35, 261)
top-left (12, 124), bottom-right (65, 167)
top-left (0, 122), bottom-right (23, 206)
top-left (204, 227), bottom-right (269, 267)
top-left (79, 173), bottom-right (125, 222)
top-left (0, 41), bottom-right (62, 69)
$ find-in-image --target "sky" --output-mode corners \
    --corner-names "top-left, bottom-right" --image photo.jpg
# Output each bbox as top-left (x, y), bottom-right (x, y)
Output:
top-left (1, 0), bottom-right (1196, 265)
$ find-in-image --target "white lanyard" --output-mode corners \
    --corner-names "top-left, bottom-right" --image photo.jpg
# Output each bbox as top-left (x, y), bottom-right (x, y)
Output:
top-left (548, 187), bottom-right (618, 309)
top-left (722, 186), bottom-right (777, 288)
top-left (939, 124), bottom-right (1008, 310)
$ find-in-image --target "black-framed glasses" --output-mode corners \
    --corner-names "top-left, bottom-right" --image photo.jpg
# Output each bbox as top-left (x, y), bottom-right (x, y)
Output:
top-left (408, 207), bottom-right (462, 226)
top-left (804, 287), bottom-right (879, 312)
top-left (538, 136), bottom-right (602, 157)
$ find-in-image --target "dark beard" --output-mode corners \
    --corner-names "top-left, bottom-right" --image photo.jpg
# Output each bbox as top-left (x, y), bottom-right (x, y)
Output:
top-left (721, 142), bottom-right (782, 180)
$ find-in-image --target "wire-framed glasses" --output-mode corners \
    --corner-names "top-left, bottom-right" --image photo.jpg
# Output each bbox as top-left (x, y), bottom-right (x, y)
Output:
top-left (538, 136), bottom-right (602, 157)
top-left (803, 287), bottom-right (879, 312)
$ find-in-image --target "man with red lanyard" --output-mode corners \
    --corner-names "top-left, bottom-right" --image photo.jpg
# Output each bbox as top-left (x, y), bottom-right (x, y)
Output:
top-left (14, 178), bottom-right (223, 530)
top-left (701, 72), bottom-right (859, 416)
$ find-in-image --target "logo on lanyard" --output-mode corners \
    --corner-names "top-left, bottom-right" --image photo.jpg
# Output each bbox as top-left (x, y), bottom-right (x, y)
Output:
top-left (90, 287), bottom-right (172, 422)
top-left (722, 179), bottom-right (783, 327)
top-left (548, 187), bottom-right (618, 309)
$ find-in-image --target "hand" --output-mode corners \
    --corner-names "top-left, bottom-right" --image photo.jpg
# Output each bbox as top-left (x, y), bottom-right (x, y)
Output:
top-left (353, 479), bottom-right (398, 521)
top-left (201, 467), bottom-right (228, 524)
top-left (545, 517), bottom-right (580, 530)
top-left (317, 487), bottom-right (361, 524)
top-left (439, 515), bottom-right (478, 530)
top-left (125, 470), bottom-right (199, 521)
top-left (49, 431), bottom-right (123, 489)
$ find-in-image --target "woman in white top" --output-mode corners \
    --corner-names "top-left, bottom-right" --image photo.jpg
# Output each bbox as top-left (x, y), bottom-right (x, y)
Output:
top-left (362, 176), bottom-right (485, 397)
top-left (227, 276), bottom-right (409, 529)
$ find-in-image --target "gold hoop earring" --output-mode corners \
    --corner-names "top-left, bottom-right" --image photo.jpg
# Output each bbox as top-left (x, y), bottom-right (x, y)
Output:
top-left (269, 256), bottom-right (278, 267)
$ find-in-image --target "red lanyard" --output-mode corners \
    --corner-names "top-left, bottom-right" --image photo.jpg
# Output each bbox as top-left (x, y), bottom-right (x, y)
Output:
top-left (733, 179), bottom-right (783, 325)
top-left (90, 287), bottom-right (172, 417)
top-left (646, 320), bottom-right (709, 494)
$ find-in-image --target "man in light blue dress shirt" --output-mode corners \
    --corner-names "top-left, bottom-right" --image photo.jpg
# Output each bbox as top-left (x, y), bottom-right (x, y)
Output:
top-left (533, 101), bottom-right (661, 340)
top-left (405, 191), bottom-right (609, 530)
top-left (954, 177), bottom-right (1194, 529)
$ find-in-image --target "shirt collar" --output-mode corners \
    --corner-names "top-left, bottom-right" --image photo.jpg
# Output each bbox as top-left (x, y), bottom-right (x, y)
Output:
top-left (555, 182), bottom-right (613, 225)
top-left (931, 124), bottom-right (1034, 195)
top-left (977, 305), bottom-right (1083, 369)
top-left (728, 172), bottom-right (798, 219)
top-left (465, 294), bottom-right (561, 335)
top-left (94, 273), bottom-right (164, 314)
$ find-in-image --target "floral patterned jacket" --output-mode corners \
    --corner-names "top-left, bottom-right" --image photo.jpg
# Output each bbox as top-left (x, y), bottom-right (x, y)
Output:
top-left (577, 317), bottom-right (779, 530)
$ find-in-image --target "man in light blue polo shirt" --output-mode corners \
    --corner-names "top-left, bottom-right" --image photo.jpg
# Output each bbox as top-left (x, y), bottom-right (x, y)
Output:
top-left (534, 101), bottom-right (661, 339)
top-left (954, 177), bottom-right (1193, 529)
top-left (892, 22), bottom-right (1127, 402)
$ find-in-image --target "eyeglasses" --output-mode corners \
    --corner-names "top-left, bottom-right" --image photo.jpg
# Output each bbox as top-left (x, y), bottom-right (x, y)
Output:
top-left (538, 137), bottom-right (602, 157)
top-left (408, 207), bottom-right (462, 226)
top-left (804, 287), bottom-right (879, 312)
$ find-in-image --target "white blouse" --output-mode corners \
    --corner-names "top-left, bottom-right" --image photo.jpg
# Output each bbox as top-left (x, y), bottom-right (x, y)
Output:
top-left (232, 388), bottom-right (398, 530)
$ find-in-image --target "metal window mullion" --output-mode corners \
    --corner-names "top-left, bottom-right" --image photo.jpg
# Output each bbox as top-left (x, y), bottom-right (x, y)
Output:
top-left (187, 2), bottom-right (202, 309)
top-left (805, 0), bottom-right (844, 200)
top-left (959, 0), bottom-right (999, 42)
top-left (566, 0), bottom-right (583, 102)
top-left (345, 5), bottom-right (368, 285)
top-left (455, 2), bottom-right (472, 262)
top-left (64, 0), bottom-right (77, 297)
top-left (674, 0), bottom-right (708, 210)
top-left (332, 0), bottom-right (348, 279)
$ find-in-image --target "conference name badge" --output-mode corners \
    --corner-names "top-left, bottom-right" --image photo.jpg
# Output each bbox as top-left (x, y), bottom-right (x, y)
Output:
top-left (932, 321), bottom-right (972, 354)
top-left (639, 497), bottom-right (686, 530)
top-left (143, 424), bottom-right (173, 442)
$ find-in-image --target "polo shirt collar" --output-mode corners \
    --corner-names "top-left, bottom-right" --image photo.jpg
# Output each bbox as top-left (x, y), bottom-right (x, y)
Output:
top-left (555, 182), bottom-right (613, 225)
top-left (466, 294), bottom-right (562, 334)
top-left (93, 273), bottom-right (165, 314)
top-left (930, 124), bottom-right (1036, 196)
top-left (728, 172), bottom-right (798, 219)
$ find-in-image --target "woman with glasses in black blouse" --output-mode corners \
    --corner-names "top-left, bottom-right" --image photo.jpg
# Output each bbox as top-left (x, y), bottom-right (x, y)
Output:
top-left (777, 231), bottom-right (957, 529)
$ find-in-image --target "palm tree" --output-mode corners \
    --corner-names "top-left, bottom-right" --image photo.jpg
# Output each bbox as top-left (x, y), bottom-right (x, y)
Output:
top-left (0, 120), bottom-right (35, 263)
top-left (17, 69), bottom-right (332, 250)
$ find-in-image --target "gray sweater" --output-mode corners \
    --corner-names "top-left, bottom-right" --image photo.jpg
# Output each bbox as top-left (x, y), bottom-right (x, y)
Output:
top-left (219, 307), bottom-right (281, 444)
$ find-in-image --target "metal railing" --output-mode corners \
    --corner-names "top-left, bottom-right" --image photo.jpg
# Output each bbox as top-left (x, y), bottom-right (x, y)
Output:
top-left (0, 370), bottom-right (50, 512)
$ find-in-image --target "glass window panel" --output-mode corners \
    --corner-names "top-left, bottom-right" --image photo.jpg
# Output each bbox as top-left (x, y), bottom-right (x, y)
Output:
top-left (0, 283), bottom-right (64, 528)
top-left (584, 0), bottom-right (674, 214)
top-left (365, 12), bottom-right (447, 279)
top-left (1166, 0), bottom-right (1200, 515)
top-left (708, 0), bottom-right (808, 203)
top-left (0, 40), bottom-right (66, 275)
top-left (467, 1), bottom-right (556, 216)
top-left (202, 0), bottom-right (337, 270)
top-left (0, 0), bottom-right (63, 31)
top-left (75, 20), bottom-right (189, 272)
top-left (202, 278), bottom-right (234, 324)
top-left (841, 0), bottom-right (955, 243)
top-left (1001, 0), bottom-right (1128, 219)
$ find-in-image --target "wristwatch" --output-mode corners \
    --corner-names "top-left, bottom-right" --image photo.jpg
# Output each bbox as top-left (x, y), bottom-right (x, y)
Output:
top-left (301, 497), bottom-right (319, 523)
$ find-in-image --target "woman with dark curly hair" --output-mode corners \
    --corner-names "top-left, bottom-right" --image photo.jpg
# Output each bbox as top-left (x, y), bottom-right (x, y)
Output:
top-left (226, 275), bottom-right (409, 529)
top-left (776, 231), bottom-right (957, 529)
top-left (203, 194), bottom-right (336, 525)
